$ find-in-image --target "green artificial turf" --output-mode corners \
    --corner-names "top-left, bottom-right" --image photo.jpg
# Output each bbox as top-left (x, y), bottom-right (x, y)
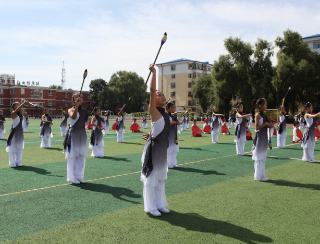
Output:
top-left (1, 119), bottom-right (320, 243)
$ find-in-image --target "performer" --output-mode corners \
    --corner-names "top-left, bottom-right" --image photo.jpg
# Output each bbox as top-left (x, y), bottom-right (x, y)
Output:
top-left (252, 98), bottom-right (273, 181)
top-left (64, 93), bottom-right (89, 184)
top-left (166, 102), bottom-right (180, 169)
top-left (40, 108), bottom-right (53, 148)
top-left (104, 111), bottom-right (110, 135)
top-left (315, 122), bottom-right (320, 140)
top-left (112, 118), bottom-right (118, 131)
top-left (185, 112), bottom-right (189, 129)
top-left (0, 110), bottom-right (6, 139)
top-left (60, 107), bottom-right (69, 137)
top-left (116, 104), bottom-right (126, 143)
top-left (248, 116), bottom-right (253, 129)
top-left (203, 119), bottom-right (211, 134)
top-left (211, 107), bottom-right (224, 143)
top-left (228, 115), bottom-right (232, 129)
top-left (234, 104), bottom-right (251, 155)
top-left (141, 63), bottom-right (170, 217)
top-left (221, 119), bottom-right (230, 135)
top-left (192, 119), bottom-right (203, 137)
top-left (130, 118), bottom-right (143, 133)
top-left (181, 113), bottom-right (186, 131)
top-left (6, 100), bottom-right (31, 167)
top-left (291, 120), bottom-right (303, 143)
top-left (267, 119), bottom-right (276, 141)
top-left (301, 102), bottom-right (320, 162)
top-left (299, 113), bottom-right (305, 130)
top-left (277, 98), bottom-right (288, 148)
top-left (142, 113), bottom-right (148, 129)
top-left (22, 111), bottom-right (29, 132)
top-left (89, 107), bottom-right (104, 157)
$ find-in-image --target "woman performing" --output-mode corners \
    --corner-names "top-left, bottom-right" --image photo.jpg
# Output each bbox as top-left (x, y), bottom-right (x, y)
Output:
top-left (60, 107), bottom-right (69, 137)
top-left (0, 110), bottom-right (6, 139)
top-left (104, 111), bottom-right (110, 135)
top-left (40, 108), bottom-right (53, 148)
top-left (64, 93), bottom-right (89, 184)
top-left (130, 118), bottom-right (143, 133)
top-left (166, 102), bottom-right (180, 169)
top-left (277, 98), bottom-right (288, 148)
top-left (192, 119), bottom-right (203, 137)
top-left (142, 113), bottom-right (148, 129)
top-left (211, 107), bottom-right (224, 143)
top-left (234, 104), bottom-right (251, 155)
top-left (116, 104), bottom-right (126, 143)
top-left (181, 113), bottom-right (186, 131)
top-left (203, 119), bottom-right (211, 134)
top-left (89, 107), bottom-right (104, 157)
top-left (141, 63), bottom-right (171, 217)
top-left (22, 111), bottom-right (29, 132)
top-left (185, 112), bottom-right (189, 129)
top-left (301, 102), bottom-right (320, 162)
top-left (228, 115), bottom-right (232, 130)
top-left (6, 100), bottom-right (31, 167)
top-left (252, 98), bottom-right (273, 181)
top-left (291, 120), bottom-right (303, 143)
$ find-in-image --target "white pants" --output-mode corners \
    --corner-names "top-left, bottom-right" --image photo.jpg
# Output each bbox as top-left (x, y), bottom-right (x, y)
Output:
top-left (9, 150), bottom-right (23, 166)
top-left (302, 147), bottom-right (314, 162)
top-left (40, 136), bottom-right (51, 148)
top-left (67, 156), bottom-right (86, 182)
top-left (61, 128), bottom-right (67, 137)
top-left (167, 152), bottom-right (178, 168)
top-left (104, 126), bottom-right (109, 135)
top-left (0, 130), bottom-right (4, 139)
top-left (236, 141), bottom-right (245, 155)
top-left (117, 130), bottom-right (124, 142)
top-left (212, 130), bottom-right (219, 143)
top-left (254, 160), bottom-right (267, 180)
top-left (23, 126), bottom-right (28, 133)
top-left (142, 123), bottom-right (147, 129)
top-left (186, 123), bottom-right (189, 129)
top-left (143, 180), bottom-right (168, 212)
top-left (91, 144), bottom-right (104, 157)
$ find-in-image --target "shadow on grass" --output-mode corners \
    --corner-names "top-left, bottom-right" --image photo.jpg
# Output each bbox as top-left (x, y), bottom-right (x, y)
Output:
top-left (121, 142), bottom-right (144, 145)
top-left (180, 147), bottom-right (203, 151)
top-left (268, 179), bottom-right (320, 190)
top-left (157, 211), bottom-right (273, 244)
top-left (42, 147), bottom-right (63, 151)
top-left (173, 167), bottom-right (226, 176)
top-left (14, 165), bottom-right (63, 177)
top-left (75, 183), bottom-right (141, 203)
top-left (95, 156), bottom-right (131, 162)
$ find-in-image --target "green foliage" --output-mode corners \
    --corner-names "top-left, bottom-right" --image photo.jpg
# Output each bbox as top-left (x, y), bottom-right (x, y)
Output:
top-left (48, 85), bottom-right (62, 90)
top-left (192, 74), bottom-right (214, 112)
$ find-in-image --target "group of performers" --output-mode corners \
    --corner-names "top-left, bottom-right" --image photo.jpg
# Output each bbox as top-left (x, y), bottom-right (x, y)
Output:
top-left (2, 64), bottom-right (320, 217)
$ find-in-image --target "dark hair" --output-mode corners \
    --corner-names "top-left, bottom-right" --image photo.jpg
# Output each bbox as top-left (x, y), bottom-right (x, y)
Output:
top-left (133, 118), bottom-right (137, 121)
top-left (252, 98), bottom-right (266, 109)
top-left (235, 103), bottom-right (243, 109)
top-left (93, 107), bottom-right (100, 113)
top-left (294, 120), bottom-right (300, 126)
top-left (166, 102), bottom-right (174, 111)
top-left (304, 102), bottom-right (312, 109)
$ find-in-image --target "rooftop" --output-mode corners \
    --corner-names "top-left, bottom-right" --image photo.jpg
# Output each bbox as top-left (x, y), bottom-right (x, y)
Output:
top-left (303, 34), bottom-right (320, 39)
top-left (156, 58), bottom-right (212, 66)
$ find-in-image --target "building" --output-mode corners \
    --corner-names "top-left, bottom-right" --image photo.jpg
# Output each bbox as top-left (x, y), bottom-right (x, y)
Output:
top-left (156, 58), bottom-right (213, 112)
top-left (303, 34), bottom-right (320, 53)
top-left (0, 85), bottom-right (96, 117)
top-left (0, 74), bottom-right (15, 85)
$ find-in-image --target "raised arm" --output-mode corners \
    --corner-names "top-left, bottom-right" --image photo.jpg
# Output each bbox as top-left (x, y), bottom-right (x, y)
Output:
top-left (148, 64), bottom-right (162, 122)
top-left (236, 113), bottom-right (252, 118)
top-left (305, 112), bottom-right (320, 118)
top-left (212, 112), bottom-right (224, 117)
top-left (68, 98), bottom-right (80, 119)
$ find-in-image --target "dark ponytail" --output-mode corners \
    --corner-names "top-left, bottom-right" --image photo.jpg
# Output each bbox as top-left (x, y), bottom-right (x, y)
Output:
top-left (304, 102), bottom-right (312, 109)
top-left (252, 98), bottom-right (266, 109)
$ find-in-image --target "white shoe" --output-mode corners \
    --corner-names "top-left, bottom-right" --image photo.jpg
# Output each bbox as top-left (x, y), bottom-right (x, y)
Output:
top-left (72, 180), bottom-right (80, 184)
top-left (309, 160), bottom-right (315, 163)
top-left (168, 166), bottom-right (174, 169)
top-left (11, 164), bottom-right (17, 168)
top-left (78, 179), bottom-right (87, 184)
top-left (261, 178), bottom-right (269, 181)
top-left (150, 210), bottom-right (162, 217)
top-left (16, 163), bottom-right (23, 167)
top-left (158, 208), bottom-right (170, 214)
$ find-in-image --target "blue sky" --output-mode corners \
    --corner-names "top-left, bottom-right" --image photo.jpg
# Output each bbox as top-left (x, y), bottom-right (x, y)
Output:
top-left (1, 0), bottom-right (319, 91)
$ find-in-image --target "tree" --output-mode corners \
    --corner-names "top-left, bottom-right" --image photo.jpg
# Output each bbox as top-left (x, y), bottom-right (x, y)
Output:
top-left (48, 84), bottom-right (62, 89)
top-left (192, 74), bottom-right (213, 112)
top-left (273, 29), bottom-right (320, 113)
top-left (89, 78), bottom-right (107, 106)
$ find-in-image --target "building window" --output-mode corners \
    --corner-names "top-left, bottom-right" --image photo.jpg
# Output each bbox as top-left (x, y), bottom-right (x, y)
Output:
top-left (59, 110), bottom-right (62, 115)
top-left (49, 100), bottom-right (52, 106)
top-left (188, 100), bottom-right (192, 106)
top-left (13, 88), bottom-right (15, 94)
top-left (10, 89), bottom-right (12, 95)
top-left (88, 102), bottom-right (91, 108)
top-left (188, 73), bottom-right (192, 78)
top-left (0, 99), bottom-right (3, 105)
top-left (49, 110), bottom-right (52, 115)
top-left (188, 91), bottom-right (193, 97)
top-left (88, 93), bottom-right (91, 99)
top-left (65, 92), bottom-right (69, 98)
top-left (171, 65), bottom-right (176, 70)
top-left (40, 90), bottom-right (43, 99)
top-left (192, 108), bottom-right (197, 112)
top-left (193, 73), bottom-right (196, 78)
top-left (171, 92), bottom-right (175, 97)
top-left (0, 88), bottom-right (3, 94)
top-left (313, 42), bottom-right (320, 49)
top-left (34, 89), bottom-right (40, 98)
top-left (49, 90), bottom-right (53, 96)
top-left (171, 83), bottom-right (176, 88)
top-left (21, 88), bottom-right (25, 95)
top-left (65, 101), bottom-right (68, 107)
top-left (31, 89), bottom-right (33, 98)
top-left (188, 82), bottom-right (192, 88)
top-left (197, 73), bottom-right (202, 78)
top-left (171, 74), bottom-right (175, 79)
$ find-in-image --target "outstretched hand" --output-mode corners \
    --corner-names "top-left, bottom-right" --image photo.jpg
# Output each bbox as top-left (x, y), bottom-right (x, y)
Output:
top-left (142, 132), bottom-right (150, 141)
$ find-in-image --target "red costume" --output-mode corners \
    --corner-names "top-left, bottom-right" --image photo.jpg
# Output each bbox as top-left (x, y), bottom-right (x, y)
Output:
top-left (112, 122), bottom-right (117, 130)
top-left (130, 122), bottom-right (143, 133)
top-left (87, 120), bottom-right (93, 130)
top-left (192, 125), bottom-right (203, 137)
top-left (221, 124), bottom-right (228, 134)
top-left (246, 126), bottom-right (252, 140)
top-left (315, 127), bottom-right (320, 140)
